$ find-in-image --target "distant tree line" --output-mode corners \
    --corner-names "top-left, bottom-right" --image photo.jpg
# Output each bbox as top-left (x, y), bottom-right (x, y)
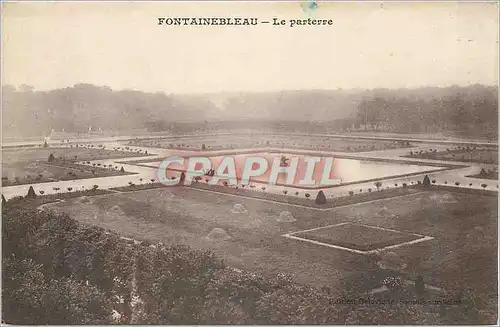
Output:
top-left (353, 84), bottom-right (497, 138)
top-left (1, 83), bottom-right (216, 137)
top-left (2, 83), bottom-right (497, 139)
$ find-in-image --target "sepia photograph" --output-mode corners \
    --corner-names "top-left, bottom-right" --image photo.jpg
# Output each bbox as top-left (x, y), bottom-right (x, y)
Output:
top-left (1, 1), bottom-right (498, 325)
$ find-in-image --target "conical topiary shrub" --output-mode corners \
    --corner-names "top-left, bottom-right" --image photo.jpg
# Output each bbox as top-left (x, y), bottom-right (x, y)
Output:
top-left (423, 175), bottom-right (431, 187)
top-left (315, 190), bottom-right (327, 205)
top-left (26, 186), bottom-right (37, 199)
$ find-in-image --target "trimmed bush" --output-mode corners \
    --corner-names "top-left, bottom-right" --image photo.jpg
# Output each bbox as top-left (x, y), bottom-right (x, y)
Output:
top-left (315, 191), bottom-right (327, 205)
top-left (26, 186), bottom-right (37, 199)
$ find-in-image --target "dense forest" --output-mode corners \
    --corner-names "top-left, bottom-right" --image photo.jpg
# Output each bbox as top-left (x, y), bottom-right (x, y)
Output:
top-left (2, 84), bottom-right (497, 139)
top-left (353, 85), bottom-right (498, 138)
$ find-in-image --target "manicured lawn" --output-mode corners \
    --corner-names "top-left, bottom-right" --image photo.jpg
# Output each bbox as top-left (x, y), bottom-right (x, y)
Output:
top-left (47, 186), bottom-right (497, 300)
top-left (467, 170), bottom-right (498, 180)
top-left (2, 147), bottom-right (140, 186)
top-left (2, 146), bottom-right (146, 165)
top-left (187, 181), bottom-right (421, 208)
top-left (405, 147), bottom-right (498, 164)
top-left (293, 223), bottom-right (422, 252)
top-left (110, 180), bottom-right (421, 209)
top-left (128, 134), bottom-right (412, 152)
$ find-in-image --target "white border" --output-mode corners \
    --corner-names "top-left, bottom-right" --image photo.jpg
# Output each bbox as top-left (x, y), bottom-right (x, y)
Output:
top-left (185, 186), bottom-right (428, 211)
top-left (282, 222), bottom-right (435, 254)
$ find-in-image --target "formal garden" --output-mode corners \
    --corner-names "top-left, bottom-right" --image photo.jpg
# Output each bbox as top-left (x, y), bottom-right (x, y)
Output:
top-left (2, 193), bottom-right (496, 324)
top-left (1, 145), bottom-right (147, 186)
top-left (406, 145), bottom-right (498, 164)
top-left (127, 134), bottom-right (412, 153)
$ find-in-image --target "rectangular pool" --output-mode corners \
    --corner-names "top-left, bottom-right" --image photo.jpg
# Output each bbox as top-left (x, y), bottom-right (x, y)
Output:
top-left (140, 151), bottom-right (447, 188)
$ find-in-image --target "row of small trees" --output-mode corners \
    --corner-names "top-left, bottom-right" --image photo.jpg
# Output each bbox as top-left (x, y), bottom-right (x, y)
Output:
top-left (409, 147), bottom-right (496, 164)
top-left (18, 177), bottom-right (164, 199)
top-left (342, 176), bottom-right (494, 197)
top-left (196, 176), bottom-right (330, 205)
top-left (19, 184), bottom-right (101, 200)
top-left (12, 176), bottom-right (495, 208)
top-left (192, 173), bottom-right (493, 204)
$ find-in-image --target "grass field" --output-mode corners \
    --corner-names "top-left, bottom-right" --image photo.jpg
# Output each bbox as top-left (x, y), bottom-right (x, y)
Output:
top-left (467, 169), bottom-right (498, 180)
top-left (128, 134), bottom-right (412, 152)
top-left (406, 147), bottom-right (498, 164)
top-left (289, 223), bottom-right (425, 252)
top-left (110, 180), bottom-right (423, 208)
top-left (1, 147), bottom-right (140, 186)
top-left (2, 146), bottom-right (146, 165)
top-left (47, 186), bottom-right (497, 299)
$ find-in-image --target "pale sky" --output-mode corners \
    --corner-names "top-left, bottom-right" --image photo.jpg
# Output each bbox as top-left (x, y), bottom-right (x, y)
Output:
top-left (2, 1), bottom-right (498, 94)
